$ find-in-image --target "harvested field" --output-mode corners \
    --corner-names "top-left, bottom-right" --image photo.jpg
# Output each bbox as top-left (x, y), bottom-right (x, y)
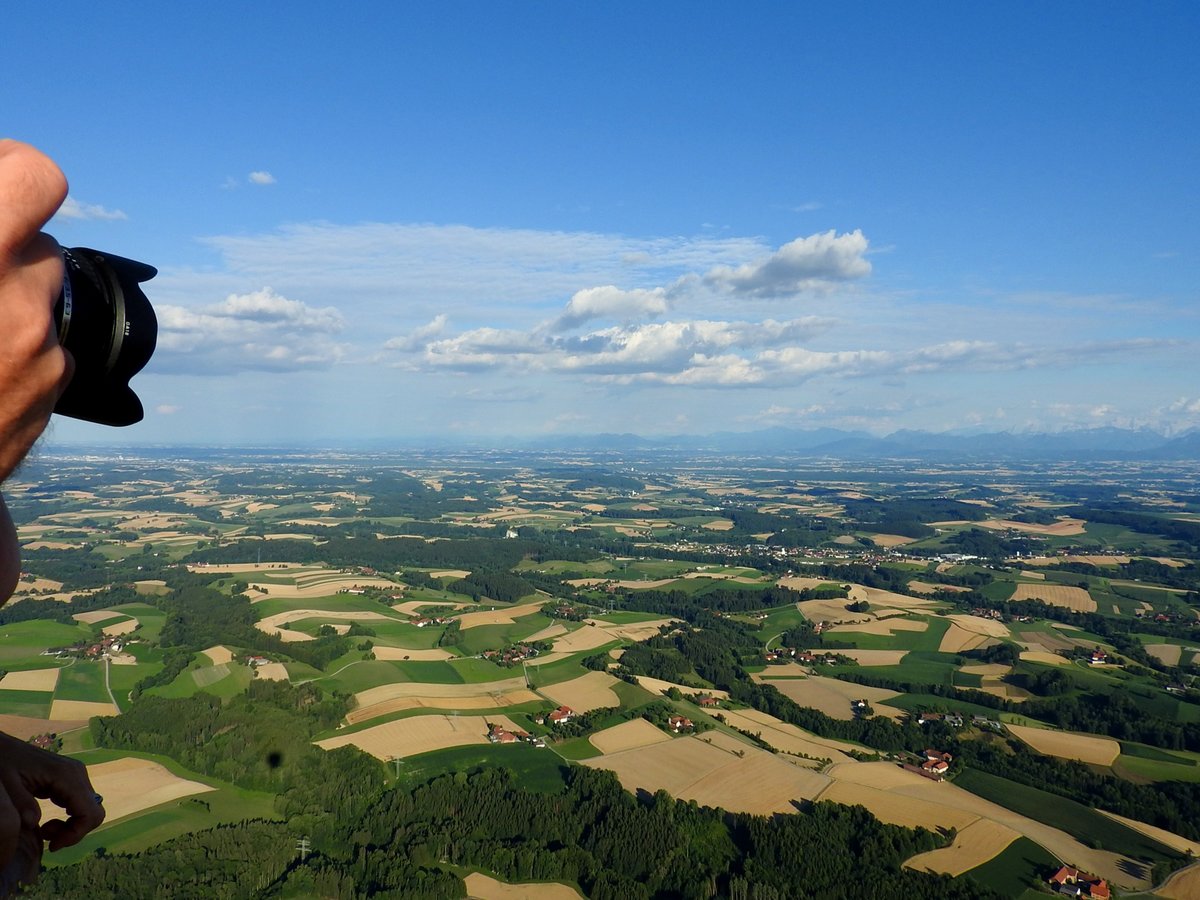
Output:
top-left (192, 664), bottom-right (231, 688)
top-left (822, 762), bottom-right (1137, 889)
top-left (540, 671), bottom-right (621, 713)
top-left (946, 614), bottom-right (1010, 638)
top-left (592, 618), bottom-right (677, 642)
top-left (819, 781), bottom-right (978, 831)
top-left (1020, 570), bottom-right (1047, 580)
top-left (589, 719), bottom-right (672, 754)
top-left (1096, 811), bottom-right (1200, 857)
top-left (907, 581), bottom-right (969, 595)
top-left (583, 730), bottom-right (830, 815)
top-left (245, 575), bottom-right (398, 600)
top-left (524, 652), bottom-right (568, 667)
top-left (978, 518), bottom-right (1086, 536)
top-left (938, 625), bottom-right (991, 653)
top-left (1011, 583), bottom-right (1096, 612)
top-left (455, 604), bottom-right (544, 629)
top-left (346, 690), bottom-right (541, 725)
top-left (797, 598), bottom-right (872, 626)
top-left (254, 663), bottom-right (290, 682)
top-left (834, 649), bottom-right (910, 666)
top-left (867, 533), bottom-right (917, 547)
top-left (430, 570), bottom-right (471, 579)
top-left (102, 618), bottom-right (139, 636)
top-left (202, 646), bottom-right (234, 665)
top-left (903, 818), bottom-right (1020, 877)
top-left (828, 618), bottom-right (927, 636)
top-left (463, 872), bottom-right (583, 900)
top-left (1018, 630), bottom-right (1075, 653)
top-left (551, 626), bottom-right (618, 654)
top-left (716, 708), bottom-right (858, 765)
top-left (1006, 723), bottom-right (1120, 766)
top-left (525, 623), bottom-right (568, 642)
top-left (1146, 644), bottom-right (1183, 666)
top-left (1158, 863), bottom-right (1200, 899)
top-left (317, 713), bottom-right (520, 759)
top-left (0, 714), bottom-right (85, 740)
top-left (354, 676), bottom-right (528, 710)
top-left (44, 757), bottom-right (215, 825)
top-left (776, 576), bottom-right (839, 591)
top-left (960, 663), bottom-right (1010, 677)
top-left (369, 646), bottom-right (456, 661)
top-left (634, 676), bottom-right (729, 700)
top-left (72, 610), bottom-right (124, 625)
top-left (0, 668), bottom-right (60, 692)
top-left (701, 519), bottom-right (734, 531)
top-left (848, 586), bottom-right (939, 609)
top-left (391, 600), bottom-right (468, 617)
top-left (753, 674), bottom-right (902, 721)
top-left (48, 699), bottom-right (118, 719)
top-left (255, 609), bottom-right (394, 642)
top-left (1019, 650), bottom-right (1069, 666)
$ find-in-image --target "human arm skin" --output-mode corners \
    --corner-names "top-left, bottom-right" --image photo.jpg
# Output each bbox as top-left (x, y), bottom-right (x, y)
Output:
top-left (0, 139), bottom-right (90, 897)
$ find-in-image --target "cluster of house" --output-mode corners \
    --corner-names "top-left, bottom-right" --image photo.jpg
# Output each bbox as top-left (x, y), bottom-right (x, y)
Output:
top-left (410, 615), bottom-right (450, 628)
top-left (534, 706), bottom-right (576, 726)
top-left (917, 711), bottom-right (1003, 731)
top-left (901, 748), bottom-right (954, 781)
top-left (667, 715), bottom-right (693, 732)
top-left (27, 733), bottom-right (57, 751)
top-left (486, 723), bottom-right (546, 748)
top-left (694, 694), bottom-right (721, 709)
top-left (245, 655), bottom-right (273, 667)
top-left (1089, 648), bottom-right (1108, 665)
top-left (481, 645), bottom-right (539, 665)
top-left (1047, 866), bottom-right (1110, 899)
top-left (44, 634), bottom-right (125, 660)
top-left (1134, 609), bottom-right (1181, 624)
top-left (545, 603), bottom-right (586, 621)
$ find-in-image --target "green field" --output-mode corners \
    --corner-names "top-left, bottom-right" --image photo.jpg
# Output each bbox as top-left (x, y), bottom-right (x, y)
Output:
top-left (0, 620), bottom-right (92, 663)
top-left (958, 836), bottom-right (1064, 899)
top-left (0, 688), bottom-right (52, 717)
top-left (54, 661), bottom-right (112, 702)
top-left (398, 743), bottom-right (570, 794)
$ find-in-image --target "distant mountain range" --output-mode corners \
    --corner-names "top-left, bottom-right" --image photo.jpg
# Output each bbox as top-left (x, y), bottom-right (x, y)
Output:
top-left (522, 426), bottom-right (1200, 460)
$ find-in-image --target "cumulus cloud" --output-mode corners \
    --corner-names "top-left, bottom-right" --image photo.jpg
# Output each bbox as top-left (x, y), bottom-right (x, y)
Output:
top-left (551, 286), bottom-right (670, 331)
top-left (248, 171), bottom-right (276, 185)
top-left (703, 229), bottom-right (871, 297)
top-left (384, 315), bottom-right (449, 352)
top-left (156, 288), bottom-right (346, 373)
top-left (54, 196), bottom-right (127, 221)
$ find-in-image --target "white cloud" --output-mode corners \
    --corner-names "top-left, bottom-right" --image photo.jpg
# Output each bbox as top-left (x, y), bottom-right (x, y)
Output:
top-left (155, 288), bottom-right (346, 373)
top-left (248, 171), bottom-right (276, 185)
top-left (703, 229), bottom-right (871, 297)
top-left (552, 286), bottom-right (670, 331)
top-left (155, 404), bottom-right (182, 415)
top-left (54, 196), bottom-right (127, 221)
top-left (384, 315), bottom-right (449, 352)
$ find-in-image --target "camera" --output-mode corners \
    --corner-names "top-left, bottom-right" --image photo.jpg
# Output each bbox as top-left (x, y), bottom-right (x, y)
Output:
top-left (53, 247), bottom-right (157, 427)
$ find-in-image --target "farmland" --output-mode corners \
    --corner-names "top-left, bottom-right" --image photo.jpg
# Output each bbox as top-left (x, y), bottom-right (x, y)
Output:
top-left (2, 448), bottom-right (1198, 898)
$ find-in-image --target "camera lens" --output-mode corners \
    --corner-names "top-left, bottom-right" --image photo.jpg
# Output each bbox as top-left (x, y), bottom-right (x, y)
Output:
top-left (52, 247), bottom-right (157, 427)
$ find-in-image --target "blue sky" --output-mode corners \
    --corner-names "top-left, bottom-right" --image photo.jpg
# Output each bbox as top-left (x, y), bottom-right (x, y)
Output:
top-left (5, 3), bottom-right (1197, 446)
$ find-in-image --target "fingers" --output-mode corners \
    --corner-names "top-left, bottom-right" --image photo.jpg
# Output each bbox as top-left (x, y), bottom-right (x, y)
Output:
top-left (0, 141), bottom-right (68, 260)
top-left (36, 759), bottom-right (104, 852)
top-left (0, 772), bottom-right (43, 893)
top-left (0, 735), bottom-right (105, 856)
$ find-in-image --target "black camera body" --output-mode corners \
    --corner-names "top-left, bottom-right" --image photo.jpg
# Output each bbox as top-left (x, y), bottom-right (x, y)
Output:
top-left (53, 247), bottom-right (157, 427)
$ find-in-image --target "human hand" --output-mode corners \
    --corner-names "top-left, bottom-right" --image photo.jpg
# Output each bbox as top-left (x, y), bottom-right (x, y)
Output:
top-left (0, 732), bottom-right (105, 897)
top-left (0, 140), bottom-right (75, 604)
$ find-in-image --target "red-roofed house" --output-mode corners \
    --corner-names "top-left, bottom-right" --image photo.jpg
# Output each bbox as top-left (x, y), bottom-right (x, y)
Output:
top-left (667, 715), bottom-right (693, 733)
top-left (1048, 866), bottom-right (1110, 899)
top-left (547, 705), bottom-right (575, 725)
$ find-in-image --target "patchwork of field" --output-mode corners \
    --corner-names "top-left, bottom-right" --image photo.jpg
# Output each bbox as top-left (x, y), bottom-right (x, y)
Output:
top-left (978, 517), bottom-right (1087, 536)
top-left (633, 676), bottom-right (729, 700)
top-left (463, 873), bottom-right (583, 900)
top-left (715, 708), bottom-right (859, 765)
top-left (938, 614), bottom-right (1009, 653)
top-left (833, 649), bottom-right (910, 666)
top-left (815, 762), bottom-right (1136, 888)
top-left (582, 730), bottom-right (830, 815)
top-left (902, 818), bottom-right (1020, 877)
top-left (73, 610), bottom-right (126, 625)
top-left (1096, 811), bottom-right (1200, 857)
top-left (254, 663), bottom-right (290, 682)
top-left (539, 671), bottom-right (622, 713)
top-left (867, 533), bottom-right (917, 547)
top-left (454, 604), bottom-right (544, 629)
top-left (1019, 650), bottom-right (1070, 665)
top-left (317, 713), bottom-right (520, 759)
top-left (254, 609), bottom-right (395, 642)
top-left (391, 600), bottom-right (469, 617)
top-left (752, 673), bottom-right (902, 721)
top-left (588, 718), bottom-right (672, 754)
top-left (1011, 583), bottom-right (1097, 612)
top-left (346, 690), bottom-right (542, 725)
top-left (0, 668), bottom-right (61, 691)
top-left (1005, 723), bottom-right (1121, 766)
top-left (907, 581), bottom-right (969, 595)
top-left (40, 757), bottom-right (215, 824)
top-left (246, 574), bottom-right (398, 599)
top-left (827, 617), bottom-right (927, 636)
